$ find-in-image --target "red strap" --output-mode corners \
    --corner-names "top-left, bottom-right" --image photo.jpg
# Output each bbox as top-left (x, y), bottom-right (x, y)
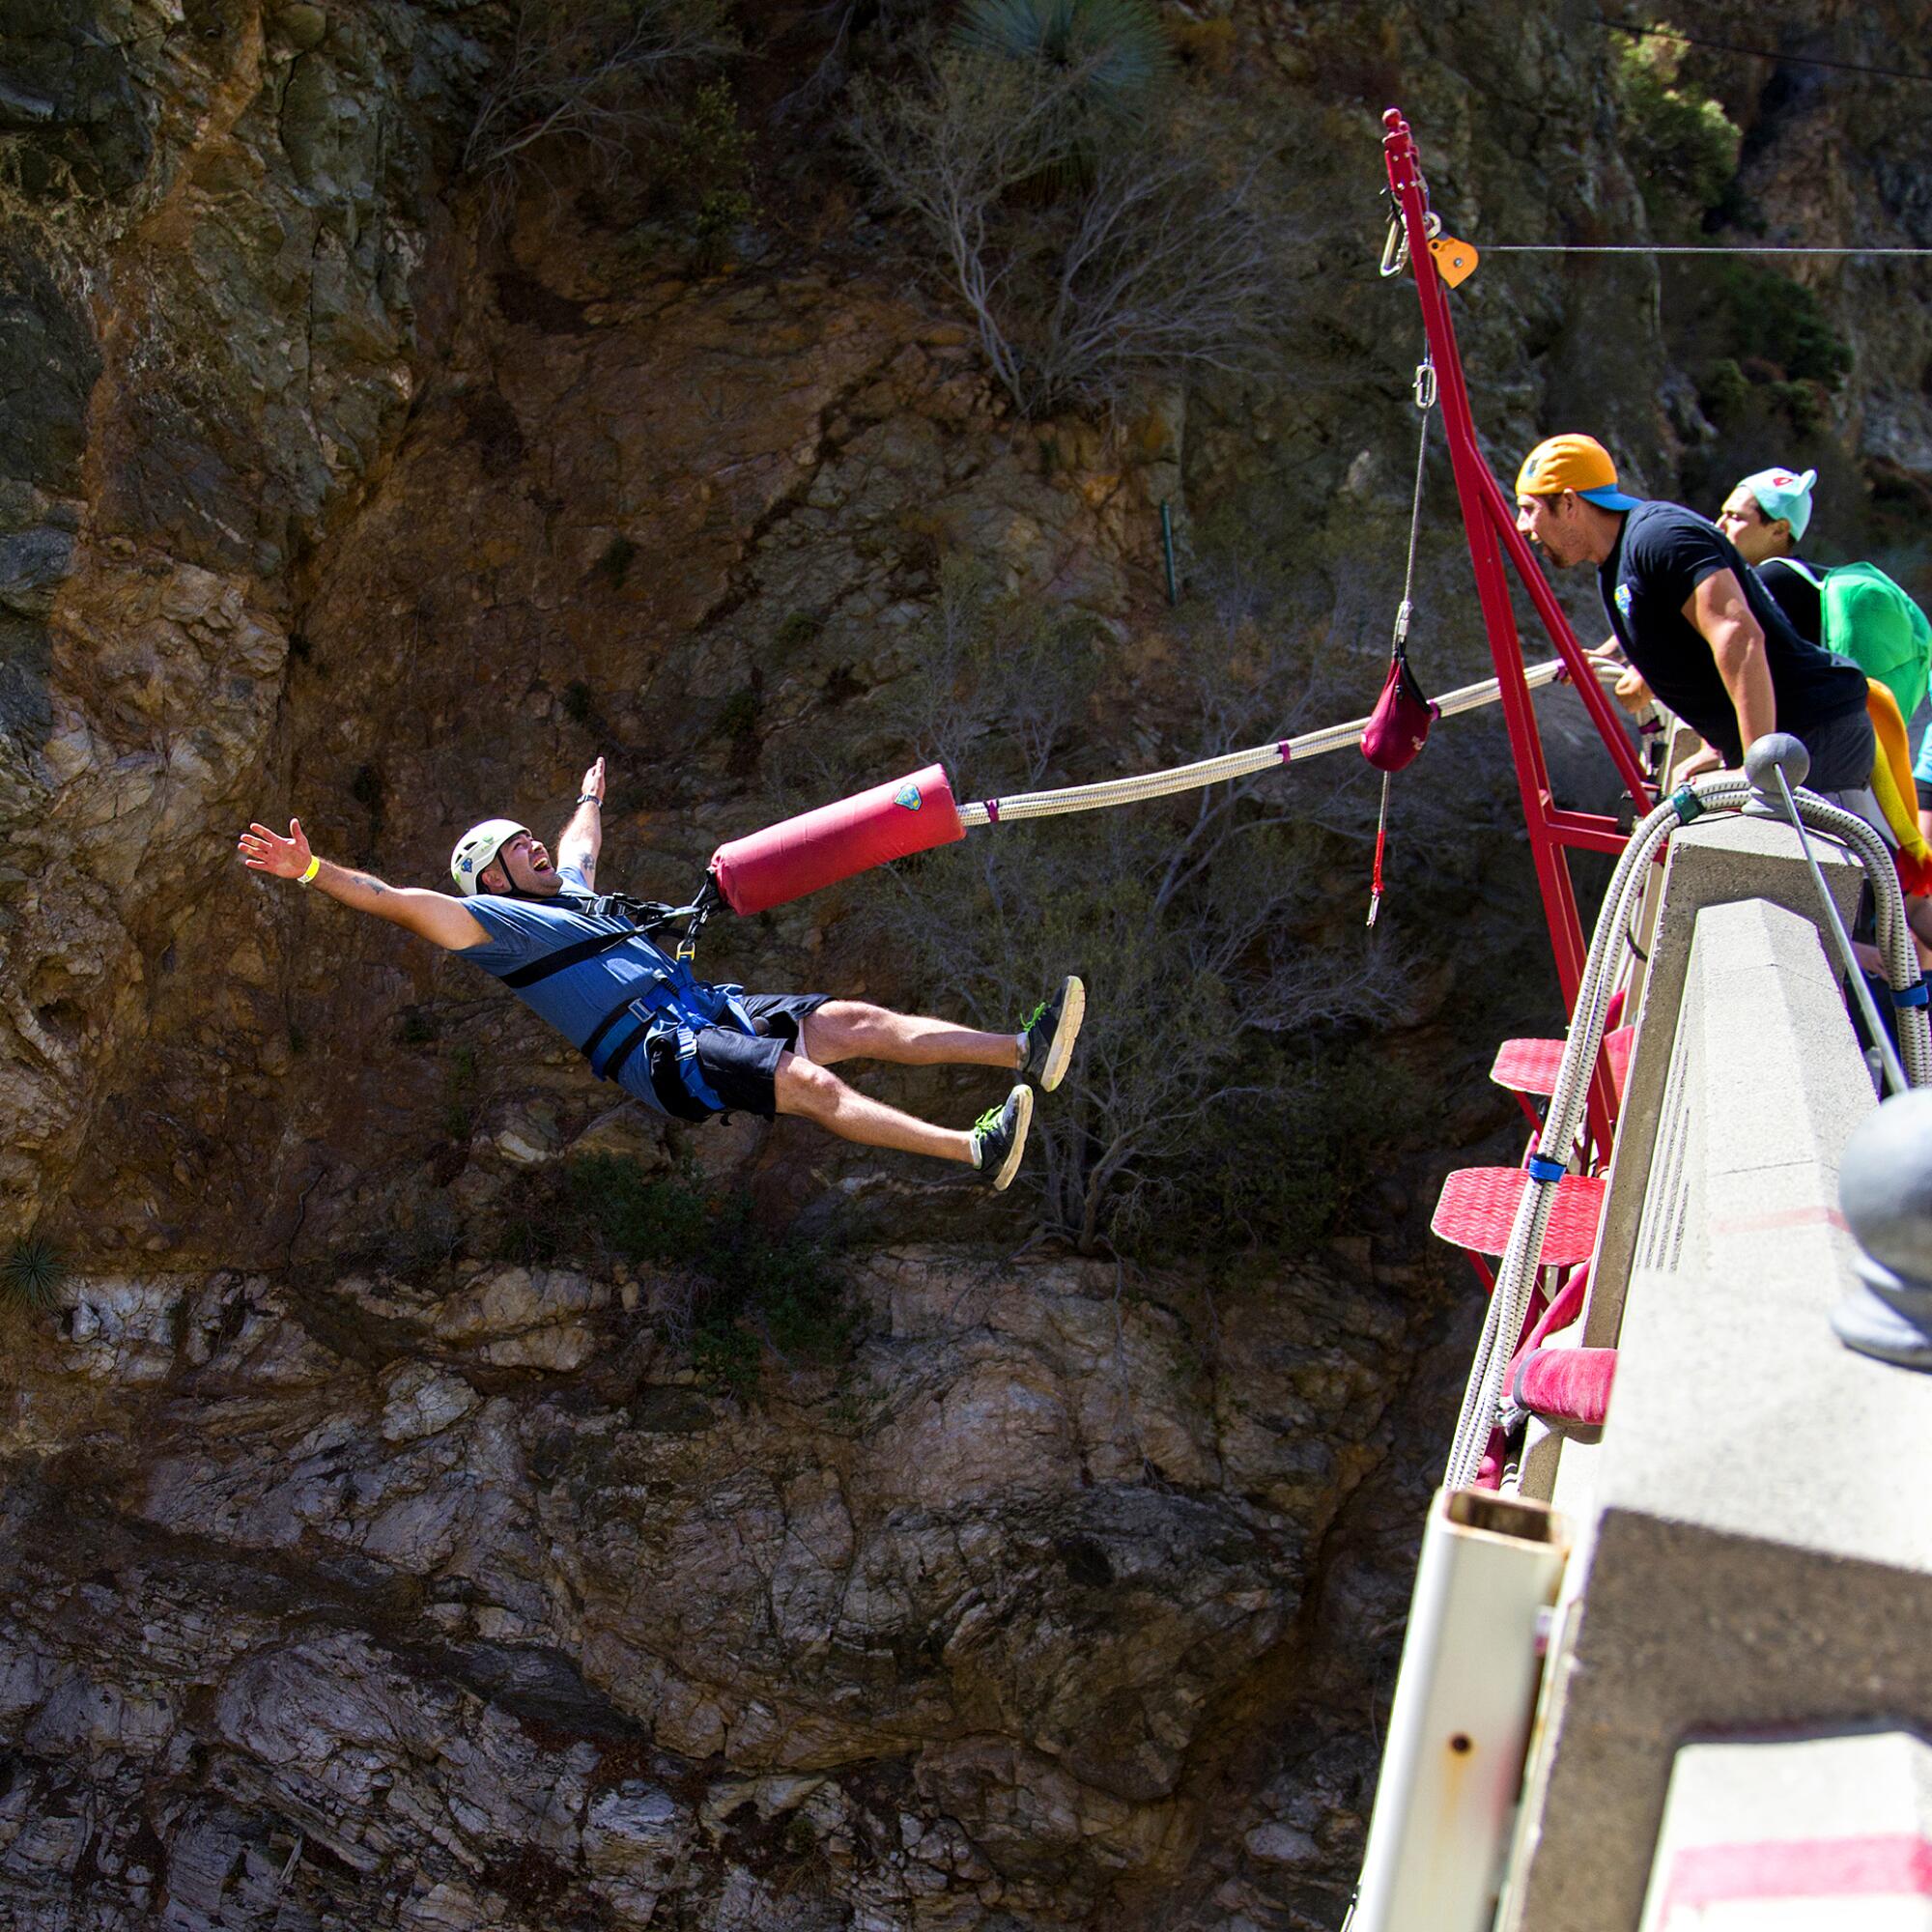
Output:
top-left (1367, 771), bottom-right (1392, 925)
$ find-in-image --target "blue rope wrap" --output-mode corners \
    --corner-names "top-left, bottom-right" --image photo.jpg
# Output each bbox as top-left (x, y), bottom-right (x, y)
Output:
top-left (1669, 784), bottom-right (1704, 825)
top-left (1892, 977), bottom-right (1931, 1009)
top-left (1525, 1153), bottom-right (1567, 1183)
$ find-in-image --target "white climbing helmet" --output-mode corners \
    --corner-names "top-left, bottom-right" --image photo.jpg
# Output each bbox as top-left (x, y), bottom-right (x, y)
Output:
top-left (450, 818), bottom-right (529, 895)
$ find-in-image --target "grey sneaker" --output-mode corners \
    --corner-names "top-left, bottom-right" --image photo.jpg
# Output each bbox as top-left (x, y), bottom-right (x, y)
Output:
top-left (1019, 975), bottom-right (1085, 1092)
top-left (970, 1084), bottom-right (1034, 1192)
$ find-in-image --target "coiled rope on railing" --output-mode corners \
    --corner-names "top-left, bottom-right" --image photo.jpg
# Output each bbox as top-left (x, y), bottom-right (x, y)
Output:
top-left (958, 659), bottom-right (1568, 828)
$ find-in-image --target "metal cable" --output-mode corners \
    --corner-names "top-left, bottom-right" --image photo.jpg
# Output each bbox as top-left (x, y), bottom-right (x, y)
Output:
top-left (1480, 243), bottom-right (1932, 257)
top-left (1771, 771), bottom-right (1909, 1094)
top-left (1392, 363), bottom-right (1433, 653)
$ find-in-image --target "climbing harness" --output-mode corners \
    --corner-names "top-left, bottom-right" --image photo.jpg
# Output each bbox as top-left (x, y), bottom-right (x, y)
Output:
top-left (498, 880), bottom-right (749, 1114)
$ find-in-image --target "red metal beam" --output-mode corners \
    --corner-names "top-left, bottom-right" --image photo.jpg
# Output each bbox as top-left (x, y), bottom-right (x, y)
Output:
top-left (1474, 468), bottom-right (1656, 810)
top-left (1546, 809), bottom-right (1638, 858)
top-left (1381, 108), bottom-right (1630, 1156)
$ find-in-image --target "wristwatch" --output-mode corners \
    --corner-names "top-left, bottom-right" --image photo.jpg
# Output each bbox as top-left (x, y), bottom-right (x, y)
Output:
top-left (577, 793), bottom-right (601, 806)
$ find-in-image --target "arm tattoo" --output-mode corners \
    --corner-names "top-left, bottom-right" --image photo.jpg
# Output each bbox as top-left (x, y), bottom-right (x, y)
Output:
top-left (345, 871), bottom-right (385, 895)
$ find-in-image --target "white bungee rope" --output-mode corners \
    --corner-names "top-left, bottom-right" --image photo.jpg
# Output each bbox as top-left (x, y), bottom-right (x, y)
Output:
top-left (1441, 760), bottom-right (1932, 1491)
top-left (957, 659), bottom-right (1568, 829)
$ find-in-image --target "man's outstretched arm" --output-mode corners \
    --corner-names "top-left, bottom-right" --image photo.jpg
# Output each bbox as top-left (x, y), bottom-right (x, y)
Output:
top-left (556, 755), bottom-right (605, 888)
top-left (238, 817), bottom-right (490, 952)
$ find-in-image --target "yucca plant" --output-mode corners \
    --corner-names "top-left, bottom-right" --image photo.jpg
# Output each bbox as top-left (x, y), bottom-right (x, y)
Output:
top-left (952, 0), bottom-right (1170, 188)
top-left (1, 1236), bottom-right (67, 1312)
top-left (952, 0), bottom-right (1172, 99)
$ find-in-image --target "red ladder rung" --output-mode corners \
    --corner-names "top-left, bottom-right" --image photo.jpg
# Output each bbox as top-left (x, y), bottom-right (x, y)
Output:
top-left (1431, 1166), bottom-right (1605, 1264)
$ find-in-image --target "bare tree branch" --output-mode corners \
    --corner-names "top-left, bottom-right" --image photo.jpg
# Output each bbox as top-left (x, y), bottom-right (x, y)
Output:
top-left (847, 562), bottom-right (1409, 1252)
top-left (846, 40), bottom-right (1281, 416)
top-left (464, 0), bottom-right (735, 199)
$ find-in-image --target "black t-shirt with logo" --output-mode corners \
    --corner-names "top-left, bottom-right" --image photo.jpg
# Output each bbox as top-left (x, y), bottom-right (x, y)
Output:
top-left (1598, 502), bottom-right (1867, 766)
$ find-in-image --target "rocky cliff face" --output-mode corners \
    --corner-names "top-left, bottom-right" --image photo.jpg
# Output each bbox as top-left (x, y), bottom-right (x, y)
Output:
top-left (1, 4), bottom-right (1927, 1927)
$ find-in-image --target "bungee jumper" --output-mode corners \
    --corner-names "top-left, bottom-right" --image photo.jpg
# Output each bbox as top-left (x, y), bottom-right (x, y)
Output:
top-left (237, 755), bottom-right (1086, 1192)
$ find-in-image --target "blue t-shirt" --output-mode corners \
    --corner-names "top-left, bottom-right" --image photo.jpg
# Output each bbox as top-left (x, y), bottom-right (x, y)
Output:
top-left (459, 865), bottom-right (682, 1112)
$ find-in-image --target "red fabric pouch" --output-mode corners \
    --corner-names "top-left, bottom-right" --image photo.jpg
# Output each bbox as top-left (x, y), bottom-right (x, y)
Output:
top-left (1361, 652), bottom-right (1437, 772)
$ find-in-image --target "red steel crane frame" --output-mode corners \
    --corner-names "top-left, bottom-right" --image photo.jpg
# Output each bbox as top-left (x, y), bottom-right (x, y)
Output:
top-left (1382, 108), bottom-right (1657, 1153)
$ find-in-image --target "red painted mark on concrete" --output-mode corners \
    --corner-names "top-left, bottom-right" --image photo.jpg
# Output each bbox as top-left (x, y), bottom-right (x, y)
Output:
top-left (1709, 1204), bottom-right (1848, 1236)
top-left (1663, 1834), bottom-right (1932, 1913)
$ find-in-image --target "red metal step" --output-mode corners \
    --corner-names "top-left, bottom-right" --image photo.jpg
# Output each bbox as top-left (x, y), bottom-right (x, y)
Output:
top-left (1431, 1166), bottom-right (1606, 1265)
top-left (1489, 1027), bottom-right (1634, 1106)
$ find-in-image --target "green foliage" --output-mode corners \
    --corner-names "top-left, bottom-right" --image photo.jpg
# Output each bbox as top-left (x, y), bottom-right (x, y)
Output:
top-left (776, 609), bottom-right (824, 649)
top-left (1610, 29), bottom-right (1739, 239)
top-left (693, 1319), bottom-right (761, 1396)
top-left (566, 1152), bottom-right (711, 1263)
top-left (1770, 379), bottom-right (1825, 436)
top-left (1698, 355), bottom-right (1750, 426)
top-left (398, 1009), bottom-right (440, 1047)
top-left (1, 1236), bottom-right (66, 1311)
top-left (561, 1154), bottom-right (851, 1389)
top-left (1179, 1037), bottom-right (1427, 1258)
top-left (1710, 262), bottom-right (1853, 389)
top-left (673, 78), bottom-right (756, 268)
top-left (716, 686), bottom-right (761, 749)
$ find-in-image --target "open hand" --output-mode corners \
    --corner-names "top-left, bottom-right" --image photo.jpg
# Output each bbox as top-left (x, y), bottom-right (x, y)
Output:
top-left (238, 817), bottom-right (313, 880)
top-left (580, 756), bottom-right (606, 805)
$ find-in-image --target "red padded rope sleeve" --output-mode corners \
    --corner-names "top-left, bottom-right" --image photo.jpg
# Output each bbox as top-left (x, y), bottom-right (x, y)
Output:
top-left (709, 764), bottom-right (966, 916)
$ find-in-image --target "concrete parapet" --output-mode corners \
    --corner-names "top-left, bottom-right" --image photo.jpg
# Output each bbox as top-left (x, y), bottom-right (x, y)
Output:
top-left (1500, 891), bottom-right (1932, 1932)
top-left (1638, 1727), bottom-right (1932, 1930)
top-left (1587, 812), bottom-right (1865, 1352)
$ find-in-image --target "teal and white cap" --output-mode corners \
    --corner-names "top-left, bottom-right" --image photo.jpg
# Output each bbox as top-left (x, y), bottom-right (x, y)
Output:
top-left (1739, 466), bottom-right (1818, 542)
top-left (450, 817), bottom-right (528, 895)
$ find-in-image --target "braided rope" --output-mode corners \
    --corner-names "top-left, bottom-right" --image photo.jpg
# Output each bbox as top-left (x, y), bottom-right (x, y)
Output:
top-left (957, 658), bottom-right (1568, 828)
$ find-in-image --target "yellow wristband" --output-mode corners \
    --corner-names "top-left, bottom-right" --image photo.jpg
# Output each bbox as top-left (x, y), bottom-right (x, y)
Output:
top-left (297, 854), bottom-right (321, 887)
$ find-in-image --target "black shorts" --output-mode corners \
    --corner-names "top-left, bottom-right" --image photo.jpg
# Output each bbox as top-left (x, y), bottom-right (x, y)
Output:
top-left (645, 992), bottom-right (830, 1122)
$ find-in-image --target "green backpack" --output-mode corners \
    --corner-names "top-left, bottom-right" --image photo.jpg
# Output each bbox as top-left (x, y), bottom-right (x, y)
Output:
top-left (1778, 557), bottom-right (1932, 724)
